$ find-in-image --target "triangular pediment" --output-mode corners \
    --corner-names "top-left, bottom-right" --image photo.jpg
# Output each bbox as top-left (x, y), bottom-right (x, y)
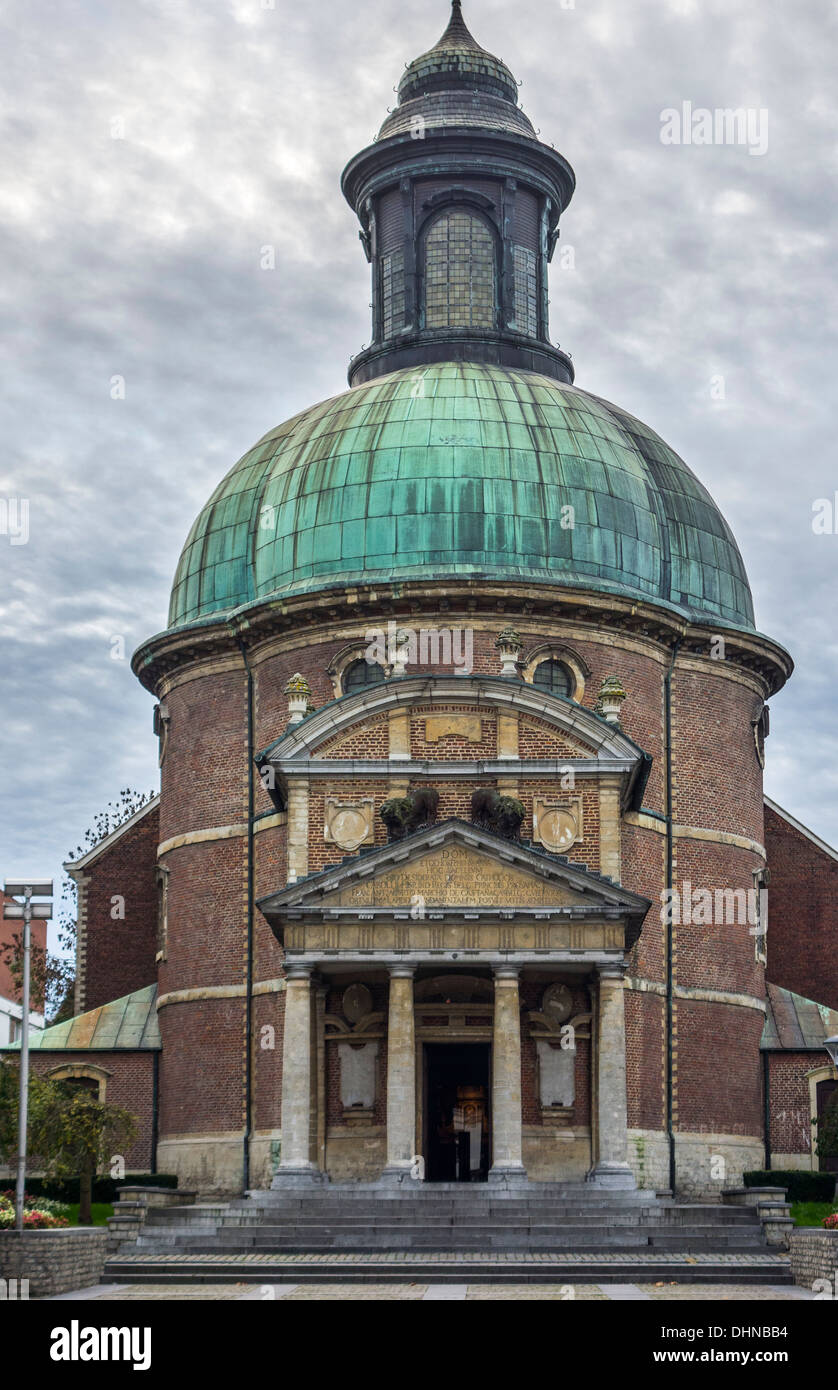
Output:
top-left (258, 820), bottom-right (650, 920)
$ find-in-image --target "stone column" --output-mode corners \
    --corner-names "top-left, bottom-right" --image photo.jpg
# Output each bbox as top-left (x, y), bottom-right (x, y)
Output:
top-left (588, 964), bottom-right (636, 1189)
top-left (381, 966), bottom-right (416, 1183)
top-left (489, 967), bottom-right (527, 1184)
top-left (272, 966), bottom-right (324, 1187)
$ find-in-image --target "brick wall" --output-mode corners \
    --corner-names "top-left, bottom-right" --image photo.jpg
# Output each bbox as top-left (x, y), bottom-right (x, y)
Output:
top-left (78, 805), bottom-right (159, 1013)
top-left (767, 1052), bottom-right (817, 1160)
top-left (138, 611), bottom-right (780, 1186)
top-left (765, 803), bottom-right (838, 1009)
top-left (26, 1049), bottom-right (156, 1170)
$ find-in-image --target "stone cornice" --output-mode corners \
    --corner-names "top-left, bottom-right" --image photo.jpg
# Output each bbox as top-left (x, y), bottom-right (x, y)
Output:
top-left (340, 128), bottom-right (576, 221)
top-left (131, 578), bottom-right (792, 699)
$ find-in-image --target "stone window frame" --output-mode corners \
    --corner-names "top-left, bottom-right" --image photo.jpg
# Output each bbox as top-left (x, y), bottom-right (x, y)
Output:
top-left (521, 644), bottom-right (589, 704)
top-left (327, 644), bottom-right (389, 699)
top-left (155, 863), bottom-right (169, 964)
top-left (751, 866), bottom-right (768, 965)
top-left (807, 1064), bottom-right (838, 1173)
top-left (47, 1062), bottom-right (112, 1102)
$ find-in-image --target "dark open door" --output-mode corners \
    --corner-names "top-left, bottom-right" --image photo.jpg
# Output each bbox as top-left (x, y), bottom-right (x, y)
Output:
top-left (816, 1079), bottom-right (838, 1173)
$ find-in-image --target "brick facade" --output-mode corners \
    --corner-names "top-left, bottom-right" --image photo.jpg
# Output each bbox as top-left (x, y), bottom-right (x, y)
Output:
top-left (764, 802), bottom-right (838, 1010)
top-left (72, 804), bottom-right (159, 1014)
top-left (25, 1049), bottom-right (156, 1170)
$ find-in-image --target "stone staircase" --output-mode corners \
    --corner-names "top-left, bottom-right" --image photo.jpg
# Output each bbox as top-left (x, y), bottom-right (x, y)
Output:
top-left (104, 1184), bottom-right (793, 1285)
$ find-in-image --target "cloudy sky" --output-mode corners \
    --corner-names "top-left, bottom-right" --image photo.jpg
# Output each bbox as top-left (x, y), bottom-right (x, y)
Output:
top-left (1, 0), bottom-right (837, 945)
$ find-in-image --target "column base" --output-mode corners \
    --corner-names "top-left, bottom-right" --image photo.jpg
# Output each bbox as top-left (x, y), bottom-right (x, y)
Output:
top-left (488, 1164), bottom-right (529, 1187)
top-left (270, 1165), bottom-right (328, 1189)
top-left (377, 1164), bottom-right (419, 1186)
top-left (586, 1162), bottom-right (637, 1191)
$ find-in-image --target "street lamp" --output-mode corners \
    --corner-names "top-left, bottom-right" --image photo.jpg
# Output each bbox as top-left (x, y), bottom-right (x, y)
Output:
top-left (3, 880), bottom-right (52, 1232)
top-left (825, 1036), bottom-right (838, 1076)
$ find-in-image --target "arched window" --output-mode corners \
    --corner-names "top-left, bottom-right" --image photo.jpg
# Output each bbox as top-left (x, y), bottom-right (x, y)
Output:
top-left (48, 1064), bottom-right (109, 1102)
top-left (343, 659), bottom-right (387, 694)
top-left (532, 659), bottom-right (571, 699)
top-left (424, 211), bottom-right (496, 330)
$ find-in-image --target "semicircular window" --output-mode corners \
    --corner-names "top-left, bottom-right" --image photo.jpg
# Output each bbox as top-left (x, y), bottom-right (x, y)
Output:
top-left (343, 659), bottom-right (387, 695)
top-left (532, 659), bottom-right (572, 699)
top-left (424, 211), bottom-right (496, 331)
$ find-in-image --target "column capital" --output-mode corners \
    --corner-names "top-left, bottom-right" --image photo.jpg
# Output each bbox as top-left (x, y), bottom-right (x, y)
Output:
top-left (284, 964), bottom-right (314, 982)
top-left (388, 964), bottom-right (416, 980)
top-left (597, 962), bottom-right (628, 982)
top-left (493, 966), bottom-right (521, 982)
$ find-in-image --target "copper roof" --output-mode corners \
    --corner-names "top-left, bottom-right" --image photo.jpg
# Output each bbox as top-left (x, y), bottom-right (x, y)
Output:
top-left (1, 984), bottom-right (160, 1052)
top-left (761, 982), bottom-right (838, 1050)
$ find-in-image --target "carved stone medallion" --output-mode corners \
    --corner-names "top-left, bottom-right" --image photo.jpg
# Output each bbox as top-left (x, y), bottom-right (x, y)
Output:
top-left (324, 797), bottom-right (374, 851)
top-left (532, 796), bottom-right (582, 852)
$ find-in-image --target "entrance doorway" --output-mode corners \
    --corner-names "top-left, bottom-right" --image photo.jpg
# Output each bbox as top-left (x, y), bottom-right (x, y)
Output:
top-left (424, 1043), bottom-right (491, 1182)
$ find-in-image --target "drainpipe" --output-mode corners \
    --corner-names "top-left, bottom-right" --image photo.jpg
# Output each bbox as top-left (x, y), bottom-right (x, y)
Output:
top-left (151, 1050), bottom-right (159, 1174)
top-left (664, 637), bottom-right (682, 1195)
top-left (235, 633), bottom-right (256, 1195)
top-left (762, 1050), bottom-right (772, 1171)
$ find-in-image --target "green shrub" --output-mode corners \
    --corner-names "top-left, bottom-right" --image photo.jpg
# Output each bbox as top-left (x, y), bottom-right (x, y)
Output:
top-left (17, 1173), bottom-right (177, 1204)
top-left (744, 1169), bottom-right (836, 1203)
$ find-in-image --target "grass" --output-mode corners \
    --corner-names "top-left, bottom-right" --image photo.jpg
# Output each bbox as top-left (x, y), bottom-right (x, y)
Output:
top-left (65, 1202), bottom-right (114, 1227)
top-left (790, 1201), bottom-right (838, 1228)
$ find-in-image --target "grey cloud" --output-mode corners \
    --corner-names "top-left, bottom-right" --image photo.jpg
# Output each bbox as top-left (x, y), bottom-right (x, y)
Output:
top-left (1, 0), bottom-right (836, 937)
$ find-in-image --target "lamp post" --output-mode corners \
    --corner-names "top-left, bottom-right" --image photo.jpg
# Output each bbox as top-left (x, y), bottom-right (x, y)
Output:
top-left (825, 1036), bottom-right (838, 1078)
top-left (3, 880), bottom-right (52, 1231)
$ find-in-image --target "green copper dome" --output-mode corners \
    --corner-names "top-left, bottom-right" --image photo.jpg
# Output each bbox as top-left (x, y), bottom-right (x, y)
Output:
top-left (168, 362), bottom-right (754, 631)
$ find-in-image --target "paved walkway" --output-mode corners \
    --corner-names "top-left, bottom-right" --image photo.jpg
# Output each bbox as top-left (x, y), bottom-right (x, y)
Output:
top-left (45, 1281), bottom-right (816, 1301)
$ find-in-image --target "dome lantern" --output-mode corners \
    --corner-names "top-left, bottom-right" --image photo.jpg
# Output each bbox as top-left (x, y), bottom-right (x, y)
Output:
top-left (341, 1), bottom-right (576, 387)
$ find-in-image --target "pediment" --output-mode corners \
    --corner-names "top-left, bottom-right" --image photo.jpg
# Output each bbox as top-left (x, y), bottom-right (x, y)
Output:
top-left (258, 819), bottom-right (650, 922)
top-left (316, 844), bottom-right (597, 911)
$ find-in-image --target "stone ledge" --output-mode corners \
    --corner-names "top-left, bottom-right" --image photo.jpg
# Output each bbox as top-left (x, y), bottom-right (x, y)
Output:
top-left (789, 1228), bottom-right (838, 1290)
top-left (0, 1227), bottom-right (111, 1297)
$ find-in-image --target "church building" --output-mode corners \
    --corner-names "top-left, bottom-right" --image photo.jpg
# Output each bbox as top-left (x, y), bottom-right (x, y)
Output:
top-left (6, 2), bottom-right (837, 1209)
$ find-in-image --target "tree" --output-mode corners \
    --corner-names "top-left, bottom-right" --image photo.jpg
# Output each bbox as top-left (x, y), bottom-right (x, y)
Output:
top-left (0, 930), bottom-right (74, 1022)
top-left (0, 1063), bottom-right (137, 1224)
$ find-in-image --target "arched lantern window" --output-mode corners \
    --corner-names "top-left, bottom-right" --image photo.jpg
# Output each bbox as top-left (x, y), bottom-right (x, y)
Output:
top-left (423, 210), bottom-right (497, 330)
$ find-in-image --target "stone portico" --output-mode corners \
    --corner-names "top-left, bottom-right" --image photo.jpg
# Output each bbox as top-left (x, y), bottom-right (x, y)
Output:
top-left (259, 815), bottom-right (650, 1189)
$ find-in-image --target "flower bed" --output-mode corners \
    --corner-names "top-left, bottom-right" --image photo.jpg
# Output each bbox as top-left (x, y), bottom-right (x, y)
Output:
top-left (0, 1193), bottom-right (70, 1229)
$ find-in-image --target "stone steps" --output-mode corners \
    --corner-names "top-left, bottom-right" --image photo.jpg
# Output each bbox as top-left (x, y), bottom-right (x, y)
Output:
top-left (108, 1186), bottom-right (785, 1285)
top-left (135, 1232), bottom-right (767, 1254)
top-left (105, 1249), bottom-right (793, 1285)
top-left (139, 1212), bottom-right (761, 1234)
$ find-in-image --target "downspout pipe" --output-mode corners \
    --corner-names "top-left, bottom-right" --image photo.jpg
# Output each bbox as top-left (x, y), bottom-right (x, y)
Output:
top-left (762, 1050), bottom-right (772, 1171)
top-left (664, 637), bottom-right (682, 1195)
top-left (151, 1050), bottom-right (159, 1174)
top-left (235, 633), bottom-right (256, 1195)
